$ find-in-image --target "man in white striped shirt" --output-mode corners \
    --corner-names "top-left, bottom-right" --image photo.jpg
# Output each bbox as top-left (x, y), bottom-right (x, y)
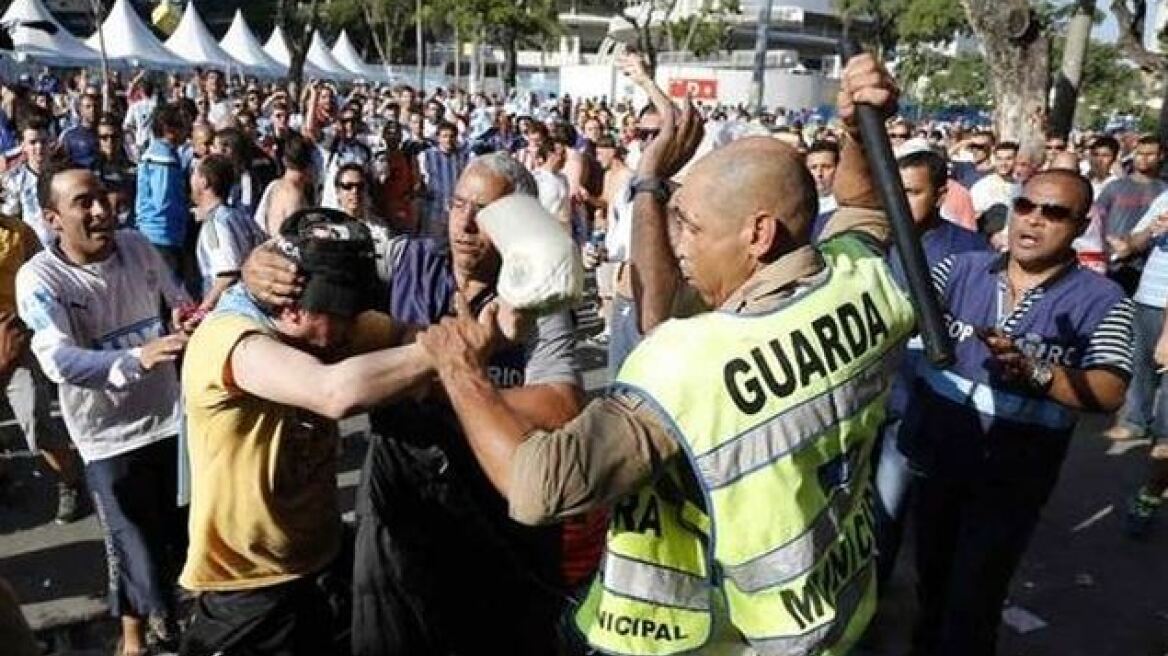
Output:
top-left (417, 122), bottom-right (468, 241)
top-left (1102, 189), bottom-right (1168, 536)
top-left (192, 154), bottom-right (264, 309)
top-left (16, 165), bottom-right (191, 654)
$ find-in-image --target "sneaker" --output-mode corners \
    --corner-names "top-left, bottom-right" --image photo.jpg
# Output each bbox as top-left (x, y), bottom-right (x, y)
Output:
top-left (54, 482), bottom-right (81, 524)
top-left (146, 612), bottom-right (179, 653)
top-left (1124, 487), bottom-right (1162, 539)
top-left (1103, 424), bottom-right (1144, 441)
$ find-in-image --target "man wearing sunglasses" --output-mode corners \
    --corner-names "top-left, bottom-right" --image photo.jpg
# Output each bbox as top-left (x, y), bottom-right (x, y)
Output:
top-left (902, 169), bottom-right (1134, 656)
top-left (319, 106), bottom-right (372, 211)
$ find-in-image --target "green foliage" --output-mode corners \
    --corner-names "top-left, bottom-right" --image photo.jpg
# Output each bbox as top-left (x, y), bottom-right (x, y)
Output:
top-left (1052, 37), bottom-right (1146, 128)
top-left (660, 0), bottom-right (739, 57)
top-left (834, 0), bottom-right (968, 53)
top-left (901, 50), bottom-right (992, 111)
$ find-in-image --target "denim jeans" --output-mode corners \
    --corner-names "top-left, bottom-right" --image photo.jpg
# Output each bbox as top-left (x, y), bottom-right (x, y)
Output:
top-left (608, 294), bottom-right (644, 380)
top-left (873, 419), bottom-right (914, 587)
top-left (1119, 303), bottom-right (1168, 438)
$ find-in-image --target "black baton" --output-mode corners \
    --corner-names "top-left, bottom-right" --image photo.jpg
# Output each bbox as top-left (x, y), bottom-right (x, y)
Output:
top-left (839, 38), bottom-right (954, 368)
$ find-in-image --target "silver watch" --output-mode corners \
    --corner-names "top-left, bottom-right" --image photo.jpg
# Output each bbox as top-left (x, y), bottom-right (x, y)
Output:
top-left (1028, 359), bottom-right (1055, 392)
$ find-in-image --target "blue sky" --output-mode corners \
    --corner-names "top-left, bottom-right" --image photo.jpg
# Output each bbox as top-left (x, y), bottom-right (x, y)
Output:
top-left (1091, 4), bottom-right (1119, 43)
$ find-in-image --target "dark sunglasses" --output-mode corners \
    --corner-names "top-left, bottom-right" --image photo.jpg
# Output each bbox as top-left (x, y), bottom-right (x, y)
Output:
top-left (341, 117), bottom-right (357, 124)
top-left (637, 128), bottom-right (660, 140)
top-left (889, 132), bottom-right (910, 139)
top-left (1012, 196), bottom-right (1075, 221)
top-left (969, 143), bottom-right (990, 151)
top-left (98, 133), bottom-right (117, 140)
top-left (338, 181), bottom-right (365, 191)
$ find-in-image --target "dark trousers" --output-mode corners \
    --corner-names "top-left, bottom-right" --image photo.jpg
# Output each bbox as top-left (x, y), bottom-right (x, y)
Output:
top-left (351, 430), bottom-right (564, 656)
top-left (180, 576), bottom-right (339, 656)
top-left (86, 437), bottom-right (184, 619)
top-left (909, 471), bottom-right (1051, 656)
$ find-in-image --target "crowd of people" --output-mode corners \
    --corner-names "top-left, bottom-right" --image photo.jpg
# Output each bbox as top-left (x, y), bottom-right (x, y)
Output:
top-left (0, 48), bottom-right (1160, 656)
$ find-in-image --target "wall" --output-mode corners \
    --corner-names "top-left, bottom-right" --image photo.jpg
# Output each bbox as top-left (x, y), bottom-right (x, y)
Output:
top-left (559, 63), bottom-right (838, 110)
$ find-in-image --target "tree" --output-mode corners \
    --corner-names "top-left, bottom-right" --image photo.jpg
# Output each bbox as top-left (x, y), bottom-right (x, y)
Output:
top-left (244, 0), bottom-right (322, 89)
top-left (1053, 37), bottom-right (1145, 129)
top-left (1110, 0), bottom-right (1168, 72)
top-left (595, 0), bottom-right (740, 74)
top-left (422, 0), bottom-right (558, 90)
top-left (958, 1), bottom-right (1050, 143)
top-left (837, 0), bottom-right (1049, 143)
top-left (323, 0), bottom-right (414, 65)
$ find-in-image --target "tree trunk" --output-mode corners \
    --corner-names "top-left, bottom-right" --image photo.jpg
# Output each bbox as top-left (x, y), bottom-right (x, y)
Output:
top-left (960, 0), bottom-right (1050, 145)
top-left (360, 0), bottom-right (392, 69)
top-left (503, 26), bottom-right (518, 91)
top-left (288, 0), bottom-right (320, 90)
top-left (470, 28), bottom-right (481, 94)
top-left (1049, 0), bottom-right (1094, 139)
top-left (454, 21), bottom-right (461, 91)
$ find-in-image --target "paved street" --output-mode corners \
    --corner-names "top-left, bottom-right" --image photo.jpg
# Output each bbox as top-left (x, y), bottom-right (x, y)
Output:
top-left (1, 336), bottom-right (1166, 654)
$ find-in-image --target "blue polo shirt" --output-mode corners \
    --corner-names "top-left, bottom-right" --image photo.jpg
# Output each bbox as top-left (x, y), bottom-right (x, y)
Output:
top-left (902, 252), bottom-right (1134, 484)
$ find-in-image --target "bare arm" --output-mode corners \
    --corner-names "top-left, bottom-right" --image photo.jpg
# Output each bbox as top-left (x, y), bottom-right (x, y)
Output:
top-left (434, 357), bottom-right (533, 495)
top-left (618, 54), bottom-right (703, 333)
top-left (231, 335), bottom-right (434, 420)
top-left (200, 275), bottom-right (236, 311)
top-left (501, 382), bottom-right (583, 431)
top-left (1045, 366), bottom-right (1127, 413)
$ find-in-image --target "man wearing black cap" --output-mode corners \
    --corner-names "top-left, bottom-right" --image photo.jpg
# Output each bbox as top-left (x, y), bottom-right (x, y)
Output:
top-left (178, 208), bottom-right (437, 656)
top-left (243, 154), bottom-right (588, 656)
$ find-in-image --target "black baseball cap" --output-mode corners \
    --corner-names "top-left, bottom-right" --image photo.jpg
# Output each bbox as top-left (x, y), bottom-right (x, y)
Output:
top-left (277, 208), bottom-right (380, 318)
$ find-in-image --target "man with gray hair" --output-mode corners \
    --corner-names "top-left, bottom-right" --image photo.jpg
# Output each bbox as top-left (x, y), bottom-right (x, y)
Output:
top-left (242, 154), bottom-right (595, 655)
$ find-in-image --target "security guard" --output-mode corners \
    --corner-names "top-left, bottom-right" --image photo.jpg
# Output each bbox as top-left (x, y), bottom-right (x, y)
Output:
top-left (419, 54), bottom-right (912, 655)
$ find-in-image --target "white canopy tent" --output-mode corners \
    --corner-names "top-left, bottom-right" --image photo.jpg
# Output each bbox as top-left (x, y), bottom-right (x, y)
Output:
top-left (165, 3), bottom-right (250, 74)
top-left (86, 0), bottom-right (189, 70)
top-left (306, 31), bottom-right (355, 81)
top-left (263, 26), bottom-right (331, 80)
top-left (219, 10), bottom-right (285, 78)
top-left (2, 0), bottom-right (100, 66)
top-left (331, 30), bottom-right (389, 83)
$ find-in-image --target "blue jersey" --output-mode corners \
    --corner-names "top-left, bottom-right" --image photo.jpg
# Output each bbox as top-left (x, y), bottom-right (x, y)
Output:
top-left (135, 139), bottom-right (189, 247)
top-left (903, 252), bottom-right (1134, 481)
top-left (59, 125), bottom-right (99, 170)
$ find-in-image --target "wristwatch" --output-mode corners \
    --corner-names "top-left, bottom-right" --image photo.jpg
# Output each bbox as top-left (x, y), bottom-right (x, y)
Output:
top-left (1028, 359), bottom-right (1055, 393)
top-left (629, 176), bottom-right (671, 204)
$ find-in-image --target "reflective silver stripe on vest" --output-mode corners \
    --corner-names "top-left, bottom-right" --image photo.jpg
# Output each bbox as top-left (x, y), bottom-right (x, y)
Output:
top-left (746, 561), bottom-right (871, 656)
top-left (695, 347), bottom-right (900, 491)
top-left (722, 486), bottom-right (862, 592)
top-left (602, 551), bottom-right (712, 611)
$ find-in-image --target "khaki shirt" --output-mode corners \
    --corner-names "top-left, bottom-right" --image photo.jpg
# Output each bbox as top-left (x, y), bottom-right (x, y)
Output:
top-left (508, 207), bottom-right (890, 525)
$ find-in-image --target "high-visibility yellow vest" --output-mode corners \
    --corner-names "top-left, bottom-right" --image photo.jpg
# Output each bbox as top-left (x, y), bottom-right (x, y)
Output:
top-left (575, 235), bottom-right (916, 655)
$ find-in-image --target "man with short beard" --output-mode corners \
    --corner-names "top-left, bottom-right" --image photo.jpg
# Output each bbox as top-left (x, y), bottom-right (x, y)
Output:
top-left (58, 92), bottom-right (99, 169)
top-left (1096, 135), bottom-right (1166, 297)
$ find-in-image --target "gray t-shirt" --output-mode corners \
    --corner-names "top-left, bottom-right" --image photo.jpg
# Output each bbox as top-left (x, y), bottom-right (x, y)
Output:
top-left (1094, 176), bottom-right (1168, 238)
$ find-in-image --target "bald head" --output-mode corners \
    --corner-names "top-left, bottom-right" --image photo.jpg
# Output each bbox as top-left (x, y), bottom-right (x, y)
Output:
top-left (679, 137), bottom-right (819, 247)
top-left (1026, 169), bottom-right (1094, 219)
top-left (1048, 150), bottom-right (1080, 173)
